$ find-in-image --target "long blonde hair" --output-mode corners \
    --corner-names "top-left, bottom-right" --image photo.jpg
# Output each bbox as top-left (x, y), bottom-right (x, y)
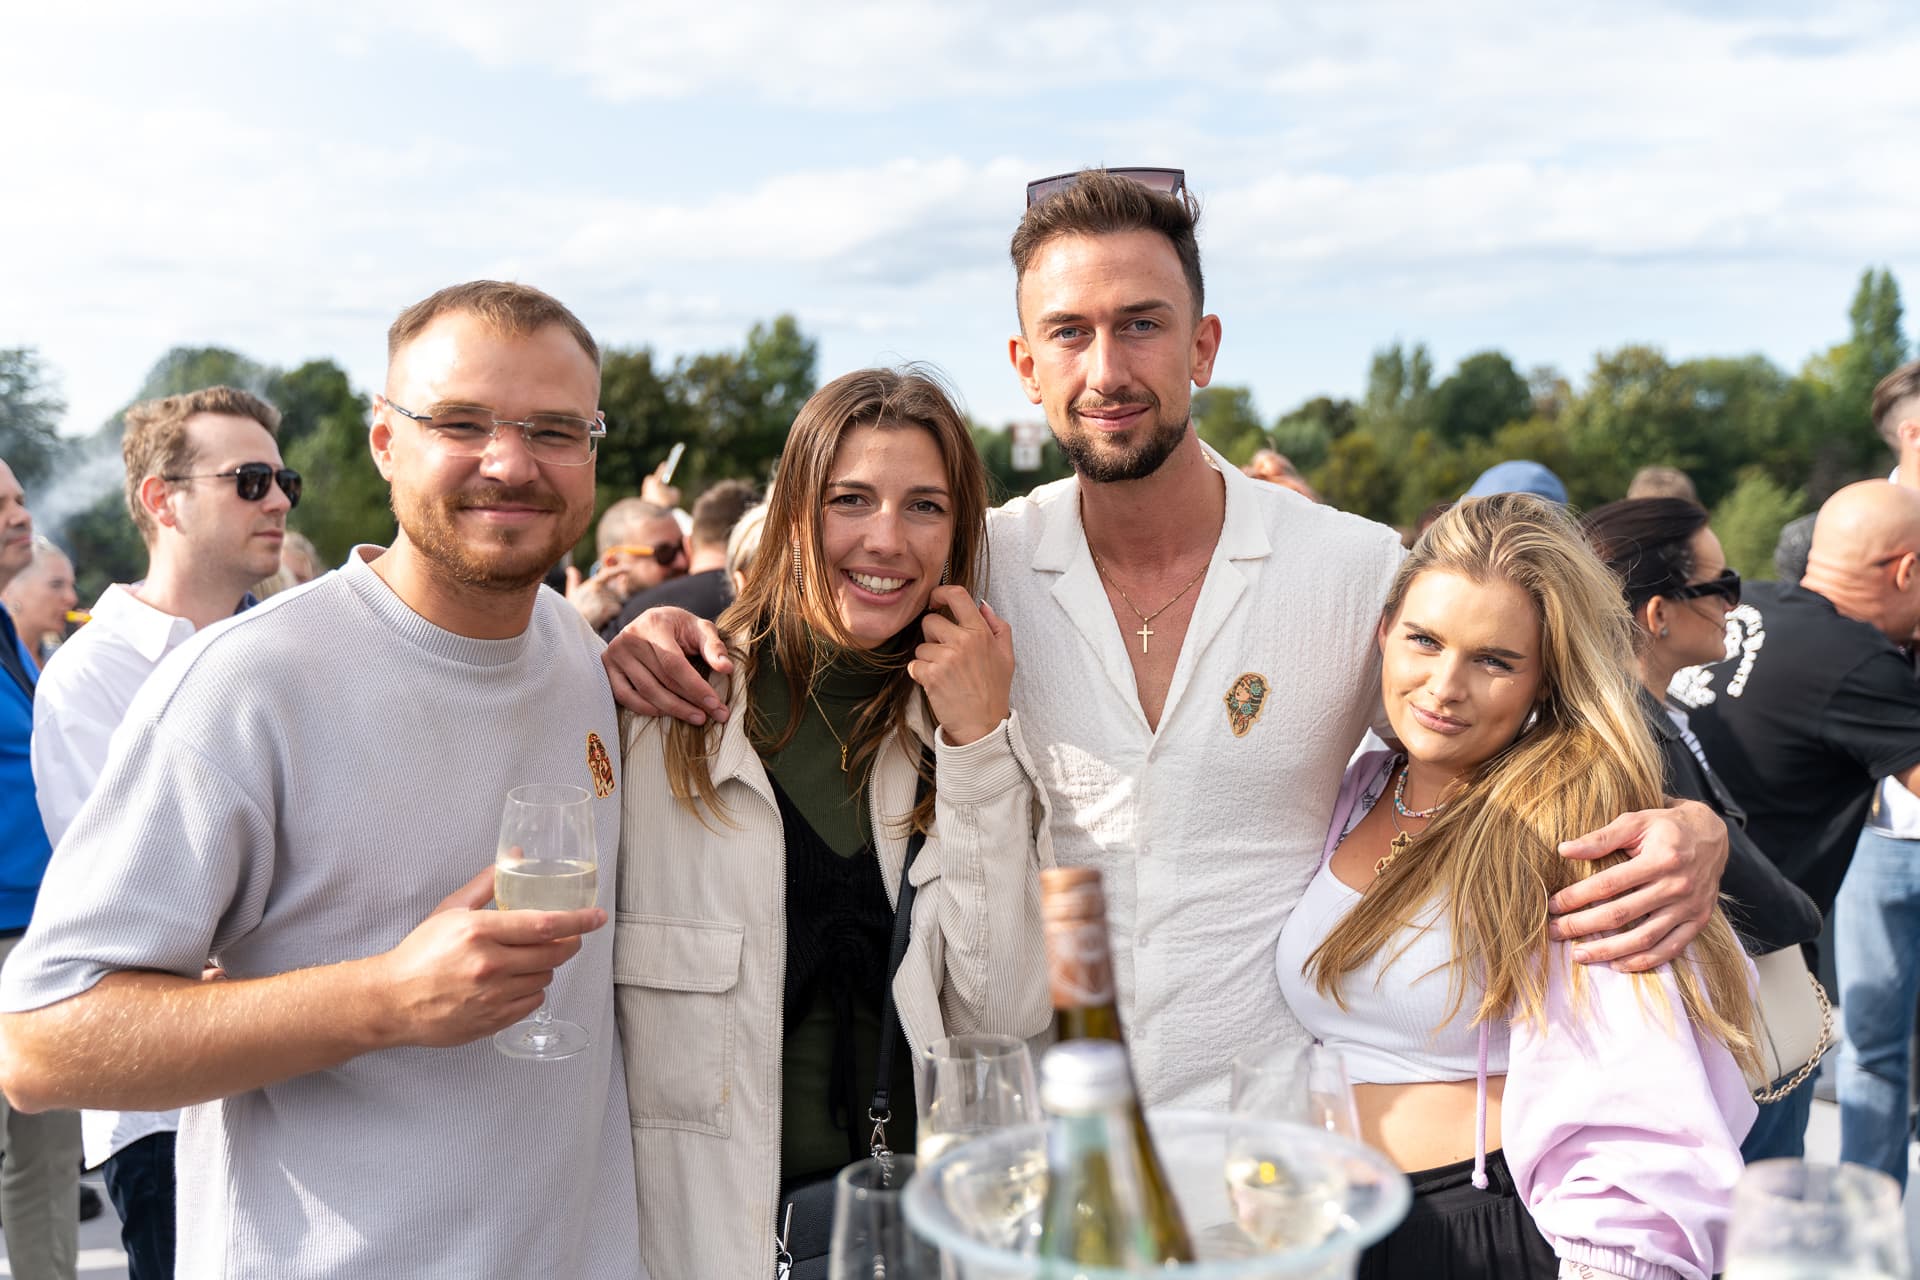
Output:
top-left (1308, 494), bottom-right (1759, 1075)
top-left (662, 366), bottom-right (989, 833)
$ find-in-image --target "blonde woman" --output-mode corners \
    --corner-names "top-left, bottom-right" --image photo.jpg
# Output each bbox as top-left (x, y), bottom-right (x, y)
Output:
top-left (614, 368), bottom-right (1051, 1279)
top-left (1276, 494), bottom-right (1758, 1280)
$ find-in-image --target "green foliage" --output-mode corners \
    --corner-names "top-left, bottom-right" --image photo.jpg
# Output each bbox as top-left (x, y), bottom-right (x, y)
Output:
top-left (62, 490), bottom-right (145, 604)
top-left (970, 424), bottom-right (1074, 504)
top-left (1712, 468), bottom-right (1807, 582)
top-left (1431, 351), bottom-right (1531, 445)
top-left (1311, 433), bottom-right (1398, 518)
top-left (0, 348), bottom-right (68, 490)
top-left (1192, 386), bottom-right (1266, 466)
top-left (1359, 341), bottom-right (1434, 450)
top-left (132, 347), bottom-right (273, 407)
top-left (1266, 397), bottom-right (1354, 475)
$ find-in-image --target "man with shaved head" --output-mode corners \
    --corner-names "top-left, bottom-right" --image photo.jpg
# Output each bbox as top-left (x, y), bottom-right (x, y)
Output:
top-left (1827, 360), bottom-right (1920, 1189)
top-left (1673, 478), bottom-right (1920, 1156)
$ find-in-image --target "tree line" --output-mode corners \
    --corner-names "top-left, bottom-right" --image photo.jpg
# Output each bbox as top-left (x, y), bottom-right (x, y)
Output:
top-left (0, 266), bottom-right (1905, 600)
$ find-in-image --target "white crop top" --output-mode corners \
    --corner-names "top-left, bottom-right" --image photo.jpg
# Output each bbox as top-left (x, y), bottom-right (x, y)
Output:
top-left (1275, 757), bottom-right (1511, 1085)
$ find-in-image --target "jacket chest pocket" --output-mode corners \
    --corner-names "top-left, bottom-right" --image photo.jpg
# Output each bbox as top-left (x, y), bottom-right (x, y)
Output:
top-left (614, 914), bottom-right (745, 1137)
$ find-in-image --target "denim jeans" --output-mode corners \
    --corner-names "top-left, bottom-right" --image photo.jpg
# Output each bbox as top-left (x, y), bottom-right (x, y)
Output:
top-left (1835, 826), bottom-right (1920, 1189)
top-left (101, 1132), bottom-right (174, 1280)
top-left (1742, 1073), bottom-right (1816, 1162)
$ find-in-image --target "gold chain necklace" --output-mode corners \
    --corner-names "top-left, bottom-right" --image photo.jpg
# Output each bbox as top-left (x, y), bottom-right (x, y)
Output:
top-left (809, 690), bottom-right (851, 773)
top-left (1088, 547), bottom-right (1210, 655)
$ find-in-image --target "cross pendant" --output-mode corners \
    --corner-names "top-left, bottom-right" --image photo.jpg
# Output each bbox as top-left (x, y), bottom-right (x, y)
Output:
top-left (1136, 623), bottom-right (1153, 654)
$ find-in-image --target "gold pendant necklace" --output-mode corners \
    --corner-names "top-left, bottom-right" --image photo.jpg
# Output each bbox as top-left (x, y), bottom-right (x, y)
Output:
top-left (1088, 546), bottom-right (1210, 656)
top-left (810, 690), bottom-right (850, 772)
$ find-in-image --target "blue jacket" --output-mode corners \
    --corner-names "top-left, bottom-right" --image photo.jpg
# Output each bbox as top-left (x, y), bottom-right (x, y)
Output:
top-left (0, 605), bottom-right (52, 932)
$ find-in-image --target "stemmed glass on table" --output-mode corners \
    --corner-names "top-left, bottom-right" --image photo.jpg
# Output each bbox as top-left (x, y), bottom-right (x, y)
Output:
top-left (492, 784), bottom-right (599, 1061)
top-left (913, 1034), bottom-right (1045, 1255)
top-left (1224, 1041), bottom-right (1362, 1252)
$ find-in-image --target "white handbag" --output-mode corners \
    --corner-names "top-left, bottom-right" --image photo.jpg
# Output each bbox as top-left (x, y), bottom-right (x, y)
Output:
top-left (1746, 945), bottom-right (1833, 1102)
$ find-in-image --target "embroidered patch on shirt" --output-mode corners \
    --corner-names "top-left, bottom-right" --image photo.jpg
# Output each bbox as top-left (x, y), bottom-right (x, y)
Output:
top-left (586, 731), bottom-right (616, 797)
top-left (1224, 672), bottom-right (1270, 738)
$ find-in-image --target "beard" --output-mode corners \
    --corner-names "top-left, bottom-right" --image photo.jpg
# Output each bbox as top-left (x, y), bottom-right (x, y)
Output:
top-left (1051, 394), bottom-right (1189, 484)
top-left (391, 481), bottom-right (588, 594)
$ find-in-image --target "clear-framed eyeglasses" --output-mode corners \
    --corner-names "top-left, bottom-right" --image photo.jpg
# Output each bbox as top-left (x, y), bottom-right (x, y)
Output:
top-left (380, 396), bottom-right (607, 466)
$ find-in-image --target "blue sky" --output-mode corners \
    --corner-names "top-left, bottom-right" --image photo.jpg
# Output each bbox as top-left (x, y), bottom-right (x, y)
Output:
top-left (6, 0), bottom-right (1916, 462)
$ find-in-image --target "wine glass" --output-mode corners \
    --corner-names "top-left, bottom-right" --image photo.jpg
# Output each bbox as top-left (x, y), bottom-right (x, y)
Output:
top-left (916, 1034), bottom-right (1042, 1162)
top-left (492, 784), bottom-right (598, 1061)
top-left (828, 1154), bottom-right (939, 1280)
top-left (1723, 1159), bottom-right (1910, 1278)
top-left (916, 1034), bottom-right (1045, 1253)
top-left (1222, 1042), bottom-right (1358, 1252)
top-left (1229, 1041), bottom-right (1361, 1139)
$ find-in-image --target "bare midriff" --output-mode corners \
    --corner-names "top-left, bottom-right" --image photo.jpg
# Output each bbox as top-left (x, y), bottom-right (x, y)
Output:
top-left (1353, 1076), bottom-right (1506, 1174)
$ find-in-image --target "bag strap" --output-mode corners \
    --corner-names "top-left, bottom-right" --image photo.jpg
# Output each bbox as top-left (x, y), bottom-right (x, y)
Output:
top-left (867, 744), bottom-right (934, 1158)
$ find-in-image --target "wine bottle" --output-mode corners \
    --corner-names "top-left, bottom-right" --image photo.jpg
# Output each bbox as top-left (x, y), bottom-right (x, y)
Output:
top-left (1040, 867), bottom-right (1195, 1262)
top-left (1036, 1041), bottom-right (1160, 1269)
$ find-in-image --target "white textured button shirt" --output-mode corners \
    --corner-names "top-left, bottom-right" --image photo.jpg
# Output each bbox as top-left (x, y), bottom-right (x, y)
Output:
top-left (986, 448), bottom-right (1404, 1110)
top-left (30, 583), bottom-right (197, 1167)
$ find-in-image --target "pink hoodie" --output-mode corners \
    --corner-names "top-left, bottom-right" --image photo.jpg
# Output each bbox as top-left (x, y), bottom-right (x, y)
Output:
top-left (1308, 751), bottom-right (1756, 1280)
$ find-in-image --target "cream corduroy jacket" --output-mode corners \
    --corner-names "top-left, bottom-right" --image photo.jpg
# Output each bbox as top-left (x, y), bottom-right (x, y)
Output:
top-left (615, 684), bottom-right (1053, 1280)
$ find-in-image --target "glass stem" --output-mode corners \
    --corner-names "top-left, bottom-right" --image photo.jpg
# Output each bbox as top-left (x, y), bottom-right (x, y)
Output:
top-left (531, 998), bottom-right (553, 1030)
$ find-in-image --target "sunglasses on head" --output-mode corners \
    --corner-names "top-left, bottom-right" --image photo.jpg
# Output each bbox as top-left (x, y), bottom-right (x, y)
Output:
top-left (1665, 567), bottom-right (1741, 607)
top-left (162, 462), bottom-right (302, 509)
top-left (603, 541), bottom-right (684, 568)
top-left (1025, 166), bottom-right (1186, 208)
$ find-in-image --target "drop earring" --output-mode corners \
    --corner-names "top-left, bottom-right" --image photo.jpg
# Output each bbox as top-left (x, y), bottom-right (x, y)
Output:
top-left (939, 560), bottom-right (949, 586)
top-left (792, 540), bottom-right (803, 595)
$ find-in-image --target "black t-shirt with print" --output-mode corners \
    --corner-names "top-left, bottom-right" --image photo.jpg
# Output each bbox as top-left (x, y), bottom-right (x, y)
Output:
top-left (1675, 580), bottom-right (1920, 917)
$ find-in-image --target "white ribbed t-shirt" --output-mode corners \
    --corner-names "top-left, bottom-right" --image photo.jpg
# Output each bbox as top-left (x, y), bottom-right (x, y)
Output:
top-left (0, 549), bottom-right (643, 1279)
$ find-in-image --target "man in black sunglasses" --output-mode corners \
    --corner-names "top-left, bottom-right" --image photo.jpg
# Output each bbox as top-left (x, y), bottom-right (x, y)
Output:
top-left (21, 384), bottom-right (291, 1278)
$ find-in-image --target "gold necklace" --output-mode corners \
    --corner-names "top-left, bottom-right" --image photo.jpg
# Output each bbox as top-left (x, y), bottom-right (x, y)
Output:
top-left (1088, 547), bottom-right (1210, 655)
top-left (809, 690), bottom-right (850, 772)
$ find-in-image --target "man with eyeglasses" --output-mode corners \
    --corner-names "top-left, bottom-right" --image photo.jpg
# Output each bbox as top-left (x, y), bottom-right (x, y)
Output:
top-left (0, 281), bottom-right (644, 1278)
top-left (24, 385), bottom-right (291, 1278)
top-left (1676, 478), bottom-right (1920, 1157)
top-left (608, 167), bottom-right (1737, 1111)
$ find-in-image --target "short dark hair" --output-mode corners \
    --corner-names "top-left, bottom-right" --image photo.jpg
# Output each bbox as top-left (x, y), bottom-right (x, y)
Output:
top-left (1873, 359), bottom-right (1920, 449)
top-left (690, 479), bottom-right (760, 549)
top-left (1581, 497), bottom-right (1713, 608)
top-left (1009, 169), bottom-right (1205, 323)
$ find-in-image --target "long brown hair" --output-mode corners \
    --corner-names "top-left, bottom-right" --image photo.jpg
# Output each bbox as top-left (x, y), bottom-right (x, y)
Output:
top-left (663, 366), bottom-right (989, 833)
top-left (1308, 494), bottom-right (1759, 1075)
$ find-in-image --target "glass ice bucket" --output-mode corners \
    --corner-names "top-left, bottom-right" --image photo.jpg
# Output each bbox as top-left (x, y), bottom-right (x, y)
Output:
top-left (903, 1109), bottom-right (1411, 1279)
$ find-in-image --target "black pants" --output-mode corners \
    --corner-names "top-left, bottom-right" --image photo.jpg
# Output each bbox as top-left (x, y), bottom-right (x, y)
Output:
top-left (1358, 1148), bottom-right (1556, 1280)
top-left (101, 1131), bottom-right (175, 1280)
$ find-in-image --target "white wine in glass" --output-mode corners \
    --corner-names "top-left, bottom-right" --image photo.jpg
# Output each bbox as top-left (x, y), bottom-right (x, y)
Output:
top-left (493, 783), bottom-right (598, 1061)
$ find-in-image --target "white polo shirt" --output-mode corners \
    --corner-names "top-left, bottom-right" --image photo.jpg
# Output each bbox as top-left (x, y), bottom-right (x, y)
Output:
top-left (986, 447), bottom-right (1404, 1109)
top-left (30, 582), bottom-right (197, 1168)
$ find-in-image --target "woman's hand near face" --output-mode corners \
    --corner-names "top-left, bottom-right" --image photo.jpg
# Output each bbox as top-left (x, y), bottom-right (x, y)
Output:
top-left (911, 586), bottom-right (1013, 747)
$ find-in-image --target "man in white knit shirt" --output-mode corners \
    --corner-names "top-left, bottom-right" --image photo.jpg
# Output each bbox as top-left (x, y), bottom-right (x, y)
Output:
top-left (0, 282), bottom-right (643, 1278)
top-left (608, 170), bottom-right (1736, 1111)
top-left (28, 384), bottom-right (292, 1280)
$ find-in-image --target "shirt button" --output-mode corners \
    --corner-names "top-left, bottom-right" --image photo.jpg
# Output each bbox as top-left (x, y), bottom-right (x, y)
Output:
top-left (1139, 934), bottom-right (1151, 948)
